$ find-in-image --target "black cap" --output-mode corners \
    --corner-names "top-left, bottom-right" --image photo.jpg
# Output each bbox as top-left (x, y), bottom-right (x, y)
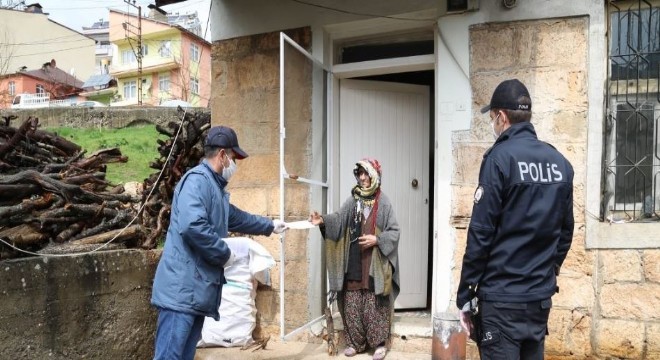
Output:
top-left (480, 79), bottom-right (532, 114)
top-left (205, 126), bottom-right (248, 159)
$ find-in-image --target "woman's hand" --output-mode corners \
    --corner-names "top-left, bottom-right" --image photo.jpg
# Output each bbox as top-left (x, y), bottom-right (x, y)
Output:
top-left (309, 211), bottom-right (324, 226)
top-left (358, 234), bottom-right (378, 250)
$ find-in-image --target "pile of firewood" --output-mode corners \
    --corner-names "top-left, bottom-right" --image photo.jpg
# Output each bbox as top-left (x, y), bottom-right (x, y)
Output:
top-left (0, 109), bottom-right (211, 259)
top-left (139, 109), bottom-right (211, 249)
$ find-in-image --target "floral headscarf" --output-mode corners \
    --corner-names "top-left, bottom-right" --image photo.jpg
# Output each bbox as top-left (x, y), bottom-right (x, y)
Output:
top-left (352, 158), bottom-right (381, 199)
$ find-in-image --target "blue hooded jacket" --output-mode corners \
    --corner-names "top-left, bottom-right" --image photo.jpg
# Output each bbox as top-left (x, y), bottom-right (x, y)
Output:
top-left (151, 160), bottom-right (274, 320)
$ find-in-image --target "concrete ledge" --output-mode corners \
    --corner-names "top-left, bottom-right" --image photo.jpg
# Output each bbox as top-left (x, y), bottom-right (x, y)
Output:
top-left (0, 249), bottom-right (160, 360)
top-left (0, 106), bottom-right (210, 129)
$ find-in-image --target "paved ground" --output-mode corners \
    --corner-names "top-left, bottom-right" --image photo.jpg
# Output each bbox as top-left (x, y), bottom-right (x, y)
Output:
top-left (194, 340), bottom-right (433, 360)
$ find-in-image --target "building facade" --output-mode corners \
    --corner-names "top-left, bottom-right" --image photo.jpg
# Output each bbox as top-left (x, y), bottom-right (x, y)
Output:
top-left (0, 60), bottom-right (84, 108)
top-left (108, 9), bottom-right (211, 107)
top-left (82, 19), bottom-right (114, 76)
top-left (158, 0), bottom-right (659, 358)
top-left (0, 6), bottom-right (95, 82)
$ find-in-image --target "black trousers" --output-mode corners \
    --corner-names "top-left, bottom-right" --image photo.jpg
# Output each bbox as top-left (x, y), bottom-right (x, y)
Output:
top-left (477, 299), bottom-right (552, 360)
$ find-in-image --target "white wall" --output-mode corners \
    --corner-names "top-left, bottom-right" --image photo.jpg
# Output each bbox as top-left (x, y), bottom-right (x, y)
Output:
top-left (0, 9), bottom-right (95, 81)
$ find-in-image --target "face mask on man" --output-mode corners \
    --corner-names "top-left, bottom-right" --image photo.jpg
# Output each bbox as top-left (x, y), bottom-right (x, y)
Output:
top-left (491, 113), bottom-right (501, 139)
top-left (222, 152), bottom-right (237, 181)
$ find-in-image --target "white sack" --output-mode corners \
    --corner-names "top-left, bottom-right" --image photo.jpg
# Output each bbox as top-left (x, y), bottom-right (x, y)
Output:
top-left (197, 237), bottom-right (275, 348)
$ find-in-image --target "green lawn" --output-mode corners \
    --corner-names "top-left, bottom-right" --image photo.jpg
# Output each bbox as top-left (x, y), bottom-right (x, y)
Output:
top-left (48, 125), bottom-right (167, 185)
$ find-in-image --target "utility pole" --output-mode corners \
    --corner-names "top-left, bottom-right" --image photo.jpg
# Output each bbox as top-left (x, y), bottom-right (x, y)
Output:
top-left (123, 0), bottom-right (143, 106)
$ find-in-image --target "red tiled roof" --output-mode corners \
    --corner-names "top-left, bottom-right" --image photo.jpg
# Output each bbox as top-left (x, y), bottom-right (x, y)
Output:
top-left (22, 65), bottom-right (84, 89)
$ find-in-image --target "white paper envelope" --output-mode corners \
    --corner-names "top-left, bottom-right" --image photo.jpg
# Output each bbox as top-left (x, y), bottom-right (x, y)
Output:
top-left (286, 220), bottom-right (316, 230)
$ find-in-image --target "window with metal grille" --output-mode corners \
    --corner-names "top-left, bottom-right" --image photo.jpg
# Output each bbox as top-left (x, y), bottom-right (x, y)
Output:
top-left (604, 0), bottom-right (660, 221)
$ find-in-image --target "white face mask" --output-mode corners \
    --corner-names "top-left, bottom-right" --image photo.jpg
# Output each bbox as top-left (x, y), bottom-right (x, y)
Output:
top-left (221, 153), bottom-right (237, 181)
top-left (491, 113), bottom-right (501, 139)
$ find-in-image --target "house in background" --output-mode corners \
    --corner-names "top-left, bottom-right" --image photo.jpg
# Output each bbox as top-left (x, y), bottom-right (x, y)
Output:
top-left (0, 4), bottom-right (95, 82)
top-left (0, 3), bottom-right (94, 107)
top-left (107, 9), bottom-right (211, 107)
top-left (82, 19), bottom-right (113, 76)
top-left (0, 59), bottom-right (84, 108)
top-left (78, 73), bottom-right (117, 105)
top-left (167, 11), bottom-right (202, 37)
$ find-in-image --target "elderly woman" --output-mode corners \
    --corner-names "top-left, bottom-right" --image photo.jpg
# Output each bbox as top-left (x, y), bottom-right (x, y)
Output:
top-left (310, 158), bottom-right (400, 360)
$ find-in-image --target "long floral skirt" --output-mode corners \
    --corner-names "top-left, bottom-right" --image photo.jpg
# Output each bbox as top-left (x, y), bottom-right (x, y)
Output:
top-left (342, 289), bottom-right (391, 352)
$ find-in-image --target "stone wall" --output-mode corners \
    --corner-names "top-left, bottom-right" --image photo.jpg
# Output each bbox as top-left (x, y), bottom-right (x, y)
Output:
top-left (210, 27), bottom-right (313, 339)
top-left (0, 250), bottom-right (159, 359)
top-left (453, 16), bottom-right (660, 359)
top-left (0, 106), bottom-right (210, 129)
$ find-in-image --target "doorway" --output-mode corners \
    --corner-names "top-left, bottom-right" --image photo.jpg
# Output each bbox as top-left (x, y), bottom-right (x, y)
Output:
top-left (337, 70), bottom-right (435, 311)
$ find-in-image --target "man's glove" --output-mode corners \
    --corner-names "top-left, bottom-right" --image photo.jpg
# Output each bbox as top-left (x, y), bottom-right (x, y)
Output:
top-left (272, 219), bottom-right (288, 234)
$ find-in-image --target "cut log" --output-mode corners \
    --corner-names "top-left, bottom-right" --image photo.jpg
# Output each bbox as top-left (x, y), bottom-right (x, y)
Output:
top-left (69, 225), bottom-right (143, 245)
top-left (0, 193), bottom-right (56, 224)
top-left (0, 117), bottom-right (37, 161)
top-left (0, 184), bottom-right (41, 202)
top-left (0, 170), bottom-right (102, 203)
top-left (0, 224), bottom-right (47, 246)
top-left (37, 242), bottom-right (126, 255)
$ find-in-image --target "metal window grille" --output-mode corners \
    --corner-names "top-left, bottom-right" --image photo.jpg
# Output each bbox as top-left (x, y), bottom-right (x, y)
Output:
top-left (604, 0), bottom-right (660, 222)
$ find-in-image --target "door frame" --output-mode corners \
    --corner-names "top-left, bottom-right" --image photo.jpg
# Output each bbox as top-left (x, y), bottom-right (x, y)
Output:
top-left (325, 27), bottom-right (438, 312)
top-left (338, 78), bottom-right (431, 309)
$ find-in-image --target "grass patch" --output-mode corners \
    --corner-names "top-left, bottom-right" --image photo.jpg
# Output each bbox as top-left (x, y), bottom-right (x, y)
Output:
top-left (48, 125), bottom-right (167, 185)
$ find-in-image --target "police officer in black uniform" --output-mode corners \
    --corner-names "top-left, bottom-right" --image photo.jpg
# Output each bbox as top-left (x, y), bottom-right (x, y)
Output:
top-left (456, 79), bottom-right (574, 359)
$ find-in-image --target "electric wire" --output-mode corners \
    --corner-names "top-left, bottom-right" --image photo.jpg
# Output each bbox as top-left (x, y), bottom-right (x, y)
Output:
top-left (289, 0), bottom-right (436, 22)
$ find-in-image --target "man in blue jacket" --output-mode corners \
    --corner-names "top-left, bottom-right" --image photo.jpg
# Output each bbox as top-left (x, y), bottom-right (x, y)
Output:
top-left (151, 125), bottom-right (288, 360)
top-left (457, 79), bottom-right (574, 359)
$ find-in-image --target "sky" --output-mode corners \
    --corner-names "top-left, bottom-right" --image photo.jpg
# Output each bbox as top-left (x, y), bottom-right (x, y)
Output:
top-left (31, 0), bottom-right (212, 40)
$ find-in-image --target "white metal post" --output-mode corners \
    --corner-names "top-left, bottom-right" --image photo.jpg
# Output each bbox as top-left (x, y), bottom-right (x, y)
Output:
top-left (279, 32), bottom-right (332, 341)
top-left (278, 32), bottom-right (286, 340)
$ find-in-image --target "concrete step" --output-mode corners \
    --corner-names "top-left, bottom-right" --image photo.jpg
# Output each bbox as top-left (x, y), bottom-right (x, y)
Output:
top-left (194, 338), bottom-right (432, 359)
top-left (194, 311), bottom-right (478, 359)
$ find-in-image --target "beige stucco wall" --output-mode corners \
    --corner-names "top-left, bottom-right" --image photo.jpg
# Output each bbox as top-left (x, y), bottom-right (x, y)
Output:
top-left (0, 9), bottom-right (95, 81)
top-left (452, 16), bottom-right (660, 359)
top-left (210, 27), bottom-right (313, 339)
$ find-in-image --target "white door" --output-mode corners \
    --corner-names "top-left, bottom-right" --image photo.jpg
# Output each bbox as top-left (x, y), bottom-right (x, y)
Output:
top-left (339, 79), bottom-right (430, 309)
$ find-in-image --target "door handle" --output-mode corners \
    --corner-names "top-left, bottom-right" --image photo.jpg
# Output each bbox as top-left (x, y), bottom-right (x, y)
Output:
top-left (411, 179), bottom-right (418, 188)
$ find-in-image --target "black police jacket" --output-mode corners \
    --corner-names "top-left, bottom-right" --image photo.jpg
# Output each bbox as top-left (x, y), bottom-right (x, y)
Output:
top-left (457, 122), bottom-right (574, 309)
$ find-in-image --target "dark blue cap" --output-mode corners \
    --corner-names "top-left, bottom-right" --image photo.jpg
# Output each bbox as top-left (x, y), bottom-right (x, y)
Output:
top-left (205, 126), bottom-right (248, 159)
top-left (480, 79), bottom-right (532, 114)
